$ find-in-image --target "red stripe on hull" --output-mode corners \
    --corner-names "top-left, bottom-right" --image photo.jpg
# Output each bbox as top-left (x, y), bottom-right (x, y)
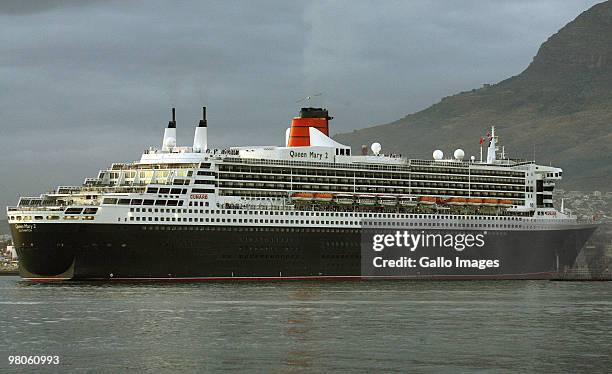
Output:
top-left (23, 272), bottom-right (557, 282)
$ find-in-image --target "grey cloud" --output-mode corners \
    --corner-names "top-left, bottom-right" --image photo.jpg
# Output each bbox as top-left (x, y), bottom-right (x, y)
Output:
top-left (0, 0), bottom-right (108, 15)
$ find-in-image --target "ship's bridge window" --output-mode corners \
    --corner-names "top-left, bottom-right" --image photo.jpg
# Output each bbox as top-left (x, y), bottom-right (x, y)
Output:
top-left (146, 187), bottom-right (158, 194)
top-left (159, 188), bottom-right (170, 194)
top-left (118, 199), bottom-right (130, 205)
top-left (143, 199), bottom-right (154, 206)
top-left (167, 200), bottom-right (178, 206)
top-left (131, 199), bottom-right (143, 205)
top-left (83, 208), bottom-right (98, 215)
top-left (103, 198), bottom-right (118, 205)
top-left (155, 200), bottom-right (166, 206)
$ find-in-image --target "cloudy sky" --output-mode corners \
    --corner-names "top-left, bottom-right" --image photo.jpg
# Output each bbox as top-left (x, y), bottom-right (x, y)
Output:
top-left (0, 0), bottom-right (601, 210)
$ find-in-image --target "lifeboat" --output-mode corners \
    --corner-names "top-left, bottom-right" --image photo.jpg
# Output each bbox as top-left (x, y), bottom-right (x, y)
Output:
top-left (483, 198), bottom-right (499, 207)
top-left (446, 197), bottom-right (468, 206)
top-left (467, 198), bottom-right (483, 206)
top-left (436, 197), bottom-right (448, 205)
top-left (290, 192), bottom-right (314, 201)
top-left (418, 196), bottom-right (437, 205)
top-left (313, 193), bottom-right (333, 202)
top-left (498, 199), bottom-right (513, 206)
top-left (399, 196), bottom-right (417, 206)
top-left (357, 194), bottom-right (377, 205)
top-left (334, 193), bottom-right (354, 205)
top-left (378, 195), bottom-right (398, 206)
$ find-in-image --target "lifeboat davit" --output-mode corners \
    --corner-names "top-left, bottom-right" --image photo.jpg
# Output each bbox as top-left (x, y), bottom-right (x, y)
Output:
top-left (290, 192), bottom-right (314, 201)
top-left (378, 195), bottom-right (398, 206)
top-left (334, 193), bottom-right (355, 205)
top-left (418, 196), bottom-right (437, 205)
top-left (399, 196), bottom-right (417, 206)
top-left (483, 198), bottom-right (499, 207)
top-left (357, 194), bottom-right (377, 205)
top-left (313, 193), bottom-right (333, 202)
top-left (446, 197), bottom-right (468, 206)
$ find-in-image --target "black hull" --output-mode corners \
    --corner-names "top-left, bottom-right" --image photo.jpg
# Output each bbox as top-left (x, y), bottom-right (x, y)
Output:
top-left (11, 223), bottom-right (597, 281)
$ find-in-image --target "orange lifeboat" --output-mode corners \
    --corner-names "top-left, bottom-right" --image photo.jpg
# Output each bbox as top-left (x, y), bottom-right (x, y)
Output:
top-left (446, 197), bottom-right (468, 206)
top-left (313, 193), bottom-right (333, 202)
top-left (498, 199), bottom-right (513, 206)
top-left (290, 192), bottom-right (314, 201)
top-left (436, 197), bottom-right (448, 205)
top-left (483, 198), bottom-right (499, 207)
top-left (418, 196), bottom-right (437, 205)
top-left (467, 198), bottom-right (483, 206)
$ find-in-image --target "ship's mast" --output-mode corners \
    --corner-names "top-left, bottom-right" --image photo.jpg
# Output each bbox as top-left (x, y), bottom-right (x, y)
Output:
top-left (486, 125), bottom-right (497, 164)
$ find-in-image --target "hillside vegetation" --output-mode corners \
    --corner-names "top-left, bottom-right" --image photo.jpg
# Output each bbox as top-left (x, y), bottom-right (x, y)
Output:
top-left (335, 1), bottom-right (612, 190)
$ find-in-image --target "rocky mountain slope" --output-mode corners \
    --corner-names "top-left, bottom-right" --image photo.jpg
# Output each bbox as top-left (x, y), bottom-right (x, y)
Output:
top-left (335, 1), bottom-right (612, 190)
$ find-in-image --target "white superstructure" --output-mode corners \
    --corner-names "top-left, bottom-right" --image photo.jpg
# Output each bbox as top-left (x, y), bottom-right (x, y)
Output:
top-left (7, 107), bottom-right (578, 230)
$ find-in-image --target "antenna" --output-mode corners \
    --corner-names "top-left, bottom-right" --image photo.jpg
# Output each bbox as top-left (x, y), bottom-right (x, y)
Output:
top-left (295, 92), bottom-right (322, 103)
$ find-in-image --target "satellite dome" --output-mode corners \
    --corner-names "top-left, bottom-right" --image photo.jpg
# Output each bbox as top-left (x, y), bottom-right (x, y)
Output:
top-left (453, 149), bottom-right (465, 160)
top-left (164, 137), bottom-right (176, 148)
top-left (371, 142), bottom-right (382, 155)
top-left (433, 150), bottom-right (443, 160)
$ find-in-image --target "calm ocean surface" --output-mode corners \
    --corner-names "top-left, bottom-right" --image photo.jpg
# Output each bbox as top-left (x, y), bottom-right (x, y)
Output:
top-left (1, 276), bottom-right (611, 373)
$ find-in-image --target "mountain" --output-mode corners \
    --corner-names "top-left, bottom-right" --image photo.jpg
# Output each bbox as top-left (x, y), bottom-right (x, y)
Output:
top-left (334, 1), bottom-right (612, 191)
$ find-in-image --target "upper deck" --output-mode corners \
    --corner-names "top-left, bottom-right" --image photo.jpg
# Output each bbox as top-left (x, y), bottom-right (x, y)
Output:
top-left (7, 106), bottom-right (565, 220)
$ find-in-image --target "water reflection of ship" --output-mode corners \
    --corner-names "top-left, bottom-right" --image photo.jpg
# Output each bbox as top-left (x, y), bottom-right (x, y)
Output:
top-left (283, 287), bottom-right (322, 371)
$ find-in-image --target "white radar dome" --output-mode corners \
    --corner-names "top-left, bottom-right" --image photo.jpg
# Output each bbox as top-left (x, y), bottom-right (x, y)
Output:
top-left (453, 149), bottom-right (465, 160)
top-left (164, 137), bottom-right (176, 148)
top-left (433, 150), bottom-right (443, 160)
top-left (371, 142), bottom-right (382, 155)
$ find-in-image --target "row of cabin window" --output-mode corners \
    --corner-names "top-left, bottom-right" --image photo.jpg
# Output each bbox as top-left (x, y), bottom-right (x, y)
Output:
top-left (146, 187), bottom-right (188, 194)
top-left (144, 187), bottom-right (214, 194)
top-left (218, 164), bottom-right (524, 178)
top-left (103, 198), bottom-right (185, 206)
top-left (127, 216), bottom-right (526, 228)
top-left (217, 171), bottom-right (524, 185)
top-left (129, 207), bottom-right (525, 221)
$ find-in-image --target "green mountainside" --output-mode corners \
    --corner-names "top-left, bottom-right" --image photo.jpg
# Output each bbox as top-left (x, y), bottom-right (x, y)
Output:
top-left (334, 1), bottom-right (612, 190)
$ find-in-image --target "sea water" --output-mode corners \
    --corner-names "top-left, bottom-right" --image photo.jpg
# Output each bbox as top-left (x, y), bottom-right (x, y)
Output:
top-left (1, 277), bottom-right (611, 373)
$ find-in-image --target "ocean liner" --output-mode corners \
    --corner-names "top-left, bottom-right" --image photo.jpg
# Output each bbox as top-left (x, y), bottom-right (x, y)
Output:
top-left (8, 106), bottom-right (597, 280)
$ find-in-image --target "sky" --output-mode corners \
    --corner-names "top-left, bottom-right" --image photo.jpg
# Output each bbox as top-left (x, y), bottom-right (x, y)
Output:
top-left (0, 0), bottom-right (602, 211)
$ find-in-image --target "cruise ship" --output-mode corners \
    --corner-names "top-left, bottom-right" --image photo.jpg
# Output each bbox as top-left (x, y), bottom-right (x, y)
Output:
top-left (7, 106), bottom-right (597, 280)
